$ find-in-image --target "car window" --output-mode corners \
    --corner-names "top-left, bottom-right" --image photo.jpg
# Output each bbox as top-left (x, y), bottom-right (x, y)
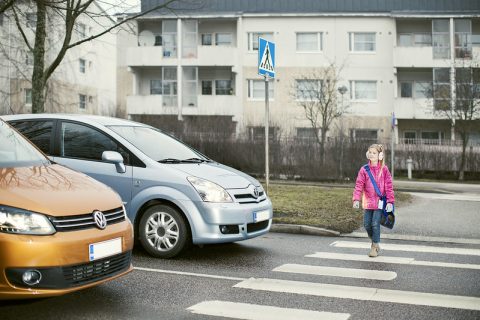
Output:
top-left (9, 120), bottom-right (53, 154)
top-left (108, 126), bottom-right (204, 162)
top-left (0, 120), bottom-right (49, 168)
top-left (60, 122), bottom-right (130, 163)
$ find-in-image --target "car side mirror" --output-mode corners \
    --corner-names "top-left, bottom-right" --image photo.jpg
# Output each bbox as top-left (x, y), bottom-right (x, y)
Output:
top-left (102, 151), bottom-right (126, 174)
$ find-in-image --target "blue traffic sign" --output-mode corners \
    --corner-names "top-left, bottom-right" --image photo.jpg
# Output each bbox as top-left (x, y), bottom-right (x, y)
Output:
top-left (258, 37), bottom-right (275, 78)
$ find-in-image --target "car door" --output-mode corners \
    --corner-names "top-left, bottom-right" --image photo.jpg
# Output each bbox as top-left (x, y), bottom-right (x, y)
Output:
top-left (52, 121), bottom-right (134, 211)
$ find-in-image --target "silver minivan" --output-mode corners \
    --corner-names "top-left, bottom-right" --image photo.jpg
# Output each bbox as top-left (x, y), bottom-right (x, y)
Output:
top-left (3, 114), bottom-right (272, 258)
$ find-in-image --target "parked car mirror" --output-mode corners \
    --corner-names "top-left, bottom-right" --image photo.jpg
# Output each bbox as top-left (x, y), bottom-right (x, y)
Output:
top-left (102, 151), bottom-right (126, 173)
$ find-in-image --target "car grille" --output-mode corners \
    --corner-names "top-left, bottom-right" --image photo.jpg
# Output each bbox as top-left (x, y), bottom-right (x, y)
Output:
top-left (63, 252), bottom-right (131, 287)
top-left (247, 220), bottom-right (270, 233)
top-left (232, 190), bottom-right (266, 204)
top-left (50, 207), bottom-right (125, 231)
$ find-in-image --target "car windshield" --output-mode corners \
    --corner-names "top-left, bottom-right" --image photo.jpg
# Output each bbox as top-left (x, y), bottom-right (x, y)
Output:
top-left (0, 120), bottom-right (49, 168)
top-left (108, 125), bottom-right (207, 162)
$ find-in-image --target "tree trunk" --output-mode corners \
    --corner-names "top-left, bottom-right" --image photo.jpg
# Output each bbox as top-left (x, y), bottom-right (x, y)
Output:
top-left (320, 127), bottom-right (327, 165)
top-left (31, 0), bottom-right (47, 113)
top-left (458, 132), bottom-right (469, 181)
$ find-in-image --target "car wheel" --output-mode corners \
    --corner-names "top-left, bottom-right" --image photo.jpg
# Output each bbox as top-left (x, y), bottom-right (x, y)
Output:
top-left (139, 204), bottom-right (190, 258)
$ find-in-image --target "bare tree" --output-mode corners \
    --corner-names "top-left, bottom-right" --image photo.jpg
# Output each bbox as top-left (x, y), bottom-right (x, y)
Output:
top-left (2, 0), bottom-right (197, 113)
top-left (0, 0), bottom-right (15, 14)
top-left (432, 57), bottom-right (480, 180)
top-left (292, 63), bottom-right (347, 165)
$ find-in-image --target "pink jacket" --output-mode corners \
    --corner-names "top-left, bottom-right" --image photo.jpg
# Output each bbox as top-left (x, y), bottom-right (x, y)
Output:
top-left (352, 163), bottom-right (395, 210)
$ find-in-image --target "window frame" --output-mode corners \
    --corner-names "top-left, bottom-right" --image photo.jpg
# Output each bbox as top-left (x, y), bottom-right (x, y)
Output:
top-left (25, 88), bottom-right (32, 105)
top-left (247, 79), bottom-right (274, 101)
top-left (349, 80), bottom-right (377, 101)
top-left (79, 58), bottom-right (86, 73)
top-left (349, 32), bottom-right (376, 53)
top-left (248, 32), bottom-right (274, 51)
top-left (296, 32), bottom-right (323, 52)
top-left (79, 94), bottom-right (87, 110)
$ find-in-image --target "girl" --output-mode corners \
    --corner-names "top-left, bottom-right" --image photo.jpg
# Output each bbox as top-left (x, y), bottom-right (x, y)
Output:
top-left (352, 144), bottom-right (395, 257)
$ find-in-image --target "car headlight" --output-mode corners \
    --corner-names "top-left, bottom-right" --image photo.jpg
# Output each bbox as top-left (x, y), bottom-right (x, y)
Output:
top-left (0, 206), bottom-right (56, 235)
top-left (187, 177), bottom-right (233, 203)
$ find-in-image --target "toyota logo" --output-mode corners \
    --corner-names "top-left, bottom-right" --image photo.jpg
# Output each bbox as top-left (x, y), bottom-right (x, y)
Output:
top-left (93, 210), bottom-right (107, 230)
top-left (251, 186), bottom-right (260, 199)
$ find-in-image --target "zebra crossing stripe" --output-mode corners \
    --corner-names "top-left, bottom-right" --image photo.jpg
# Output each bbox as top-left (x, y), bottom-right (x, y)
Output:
top-left (331, 241), bottom-right (480, 256)
top-left (273, 263), bottom-right (397, 280)
top-left (234, 278), bottom-right (480, 311)
top-left (306, 252), bottom-right (480, 270)
top-left (187, 300), bottom-right (350, 320)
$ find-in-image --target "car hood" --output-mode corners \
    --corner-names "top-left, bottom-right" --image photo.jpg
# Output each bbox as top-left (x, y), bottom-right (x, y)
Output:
top-left (0, 164), bottom-right (122, 216)
top-left (168, 162), bottom-right (259, 189)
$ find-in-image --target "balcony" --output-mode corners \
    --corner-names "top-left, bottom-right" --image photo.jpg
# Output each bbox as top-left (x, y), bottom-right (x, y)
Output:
top-left (191, 46), bottom-right (237, 66)
top-left (126, 94), bottom-right (240, 117)
top-left (126, 46), bottom-right (178, 67)
top-left (394, 98), bottom-right (434, 119)
top-left (393, 47), bottom-right (450, 68)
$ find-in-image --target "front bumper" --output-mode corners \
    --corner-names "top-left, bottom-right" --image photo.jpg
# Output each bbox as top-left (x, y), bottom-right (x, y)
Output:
top-left (0, 220), bottom-right (133, 299)
top-left (180, 198), bottom-right (273, 244)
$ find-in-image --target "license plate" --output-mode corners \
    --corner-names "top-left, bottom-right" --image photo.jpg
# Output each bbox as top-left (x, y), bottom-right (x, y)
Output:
top-left (89, 238), bottom-right (122, 261)
top-left (253, 210), bottom-right (270, 223)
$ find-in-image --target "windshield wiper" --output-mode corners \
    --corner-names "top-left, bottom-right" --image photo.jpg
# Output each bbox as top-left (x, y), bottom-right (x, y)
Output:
top-left (158, 158), bottom-right (181, 163)
top-left (183, 158), bottom-right (211, 163)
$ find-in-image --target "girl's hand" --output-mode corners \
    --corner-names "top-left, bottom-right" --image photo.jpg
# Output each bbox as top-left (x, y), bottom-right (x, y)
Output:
top-left (353, 200), bottom-right (360, 209)
top-left (386, 203), bottom-right (393, 212)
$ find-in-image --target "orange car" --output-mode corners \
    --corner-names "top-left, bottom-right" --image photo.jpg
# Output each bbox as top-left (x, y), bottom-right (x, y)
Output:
top-left (0, 119), bottom-right (133, 299)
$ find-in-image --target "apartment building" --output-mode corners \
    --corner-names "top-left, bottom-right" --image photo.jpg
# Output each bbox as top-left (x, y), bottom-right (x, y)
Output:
top-left (0, 2), bottom-right (117, 116)
top-left (117, 0), bottom-right (480, 145)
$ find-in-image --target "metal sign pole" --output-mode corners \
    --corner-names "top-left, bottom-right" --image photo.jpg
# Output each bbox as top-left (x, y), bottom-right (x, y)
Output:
top-left (265, 75), bottom-right (270, 192)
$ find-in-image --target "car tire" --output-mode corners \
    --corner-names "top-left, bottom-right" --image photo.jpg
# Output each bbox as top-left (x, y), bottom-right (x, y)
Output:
top-left (138, 204), bottom-right (190, 258)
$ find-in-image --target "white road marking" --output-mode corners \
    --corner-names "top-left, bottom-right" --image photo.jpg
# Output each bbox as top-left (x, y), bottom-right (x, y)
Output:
top-left (331, 240), bottom-right (480, 256)
top-left (234, 278), bottom-right (480, 311)
top-left (409, 192), bottom-right (480, 202)
top-left (187, 301), bottom-right (350, 320)
top-left (306, 252), bottom-right (480, 270)
top-left (273, 263), bottom-right (397, 281)
top-left (134, 267), bottom-right (246, 281)
top-left (343, 232), bottom-right (480, 245)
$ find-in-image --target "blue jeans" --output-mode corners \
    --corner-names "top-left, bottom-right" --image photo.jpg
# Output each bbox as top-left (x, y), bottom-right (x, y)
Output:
top-left (364, 209), bottom-right (382, 244)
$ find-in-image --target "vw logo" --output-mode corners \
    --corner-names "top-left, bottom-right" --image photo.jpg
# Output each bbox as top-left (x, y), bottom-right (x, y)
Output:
top-left (93, 210), bottom-right (107, 230)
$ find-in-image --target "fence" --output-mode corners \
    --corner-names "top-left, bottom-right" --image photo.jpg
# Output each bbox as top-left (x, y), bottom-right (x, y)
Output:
top-left (180, 135), bottom-right (480, 181)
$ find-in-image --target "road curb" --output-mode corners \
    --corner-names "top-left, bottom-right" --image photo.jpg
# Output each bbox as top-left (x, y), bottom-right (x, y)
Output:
top-left (270, 224), bottom-right (340, 237)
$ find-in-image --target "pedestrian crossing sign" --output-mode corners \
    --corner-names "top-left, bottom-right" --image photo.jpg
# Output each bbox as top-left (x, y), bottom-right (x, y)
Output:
top-left (258, 37), bottom-right (275, 78)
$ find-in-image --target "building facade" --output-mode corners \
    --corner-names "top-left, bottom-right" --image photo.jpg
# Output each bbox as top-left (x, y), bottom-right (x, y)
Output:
top-left (0, 2), bottom-right (117, 116)
top-left (117, 0), bottom-right (480, 145)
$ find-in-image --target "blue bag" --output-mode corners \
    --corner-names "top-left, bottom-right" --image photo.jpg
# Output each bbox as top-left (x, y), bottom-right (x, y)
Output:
top-left (363, 165), bottom-right (395, 229)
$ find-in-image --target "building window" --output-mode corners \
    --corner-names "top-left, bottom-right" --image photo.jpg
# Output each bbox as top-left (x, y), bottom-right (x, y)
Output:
top-left (215, 80), bottom-right (232, 95)
top-left (26, 13), bottom-right (36, 28)
top-left (349, 80), bottom-right (377, 100)
top-left (162, 20), bottom-right (177, 58)
top-left (351, 129), bottom-right (378, 142)
top-left (162, 67), bottom-right (177, 106)
top-left (454, 19), bottom-right (472, 58)
top-left (79, 59), bottom-right (86, 73)
top-left (400, 81), bottom-right (413, 98)
top-left (248, 126), bottom-right (277, 141)
top-left (150, 80), bottom-right (162, 95)
top-left (154, 35), bottom-right (162, 46)
top-left (77, 23), bottom-right (86, 39)
top-left (25, 89), bottom-right (32, 105)
top-left (201, 33), bottom-right (212, 45)
top-left (432, 19), bottom-right (450, 59)
top-left (247, 79), bottom-right (274, 100)
top-left (79, 94), bottom-right (86, 110)
top-left (296, 32), bottom-right (322, 52)
top-left (433, 68), bottom-right (450, 110)
top-left (296, 127), bottom-right (318, 141)
top-left (421, 131), bottom-right (444, 144)
top-left (248, 32), bottom-right (273, 51)
top-left (201, 80), bottom-right (212, 95)
top-left (404, 131), bottom-right (417, 144)
top-left (215, 33), bottom-right (232, 46)
top-left (349, 32), bottom-right (376, 52)
top-left (296, 79), bottom-right (322, 101)
top-left (25, 51), bottom-right (34, 65)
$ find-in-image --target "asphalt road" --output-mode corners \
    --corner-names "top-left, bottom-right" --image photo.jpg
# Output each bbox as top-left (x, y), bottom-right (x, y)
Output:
top-left (1, 231), bottom-right (479, 320)
top-left (1, 184), bottom-right (479, 320)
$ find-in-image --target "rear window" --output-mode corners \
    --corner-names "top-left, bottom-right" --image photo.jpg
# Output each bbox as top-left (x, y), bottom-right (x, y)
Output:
top-left (9, 120), bottom-right (53, 154)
